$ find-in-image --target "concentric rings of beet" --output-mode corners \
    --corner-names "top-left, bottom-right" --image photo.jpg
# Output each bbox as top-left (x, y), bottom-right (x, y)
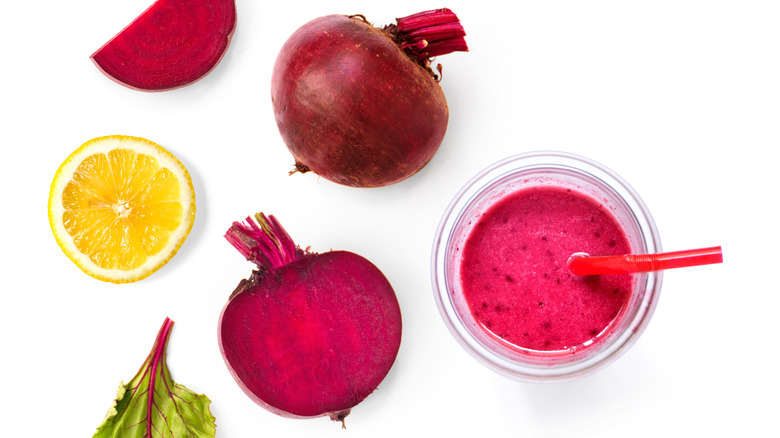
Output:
top-left (91, 0), bottom-right (236, 91)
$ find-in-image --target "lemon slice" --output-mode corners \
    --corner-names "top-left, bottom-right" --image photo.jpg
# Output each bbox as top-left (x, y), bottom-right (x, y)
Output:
top-left (48, 135), bottom-right (196, 283)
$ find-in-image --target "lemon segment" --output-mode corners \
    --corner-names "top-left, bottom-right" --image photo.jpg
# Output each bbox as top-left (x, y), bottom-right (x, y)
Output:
top-left (49, 135), bottom-right (196, 283)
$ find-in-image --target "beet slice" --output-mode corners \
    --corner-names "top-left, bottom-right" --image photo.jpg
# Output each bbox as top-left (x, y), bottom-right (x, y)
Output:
top-left (91, 0), bottom-right (237, 91)
top-left (218, 213), bottom-right (402, 424)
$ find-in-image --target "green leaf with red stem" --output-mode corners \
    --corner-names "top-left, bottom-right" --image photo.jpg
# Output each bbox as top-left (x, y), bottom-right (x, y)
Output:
top-left (93, 318), bottom-right (216, 438)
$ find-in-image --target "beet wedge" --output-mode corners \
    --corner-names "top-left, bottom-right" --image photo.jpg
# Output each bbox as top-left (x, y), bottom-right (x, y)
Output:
top-left (91, 0), bottom-right (237, 91)
top-left (218, 213), bottom-right (402, 426)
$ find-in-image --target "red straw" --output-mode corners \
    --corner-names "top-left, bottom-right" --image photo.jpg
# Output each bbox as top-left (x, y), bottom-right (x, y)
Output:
top-left (567, 246), bottom-right (723, 275)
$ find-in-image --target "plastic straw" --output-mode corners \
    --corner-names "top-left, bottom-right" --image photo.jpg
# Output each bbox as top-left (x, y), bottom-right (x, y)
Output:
top-left (567, 246), bottom-right (723, 275)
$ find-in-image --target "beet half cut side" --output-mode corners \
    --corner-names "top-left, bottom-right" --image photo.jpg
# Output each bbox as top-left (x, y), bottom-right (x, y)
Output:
top-left (271, 9), bottom-right (468, 187)
top-left (218, 213), bottom-right (402, 425)
top-left (91, 0), bottom-right (237, 91)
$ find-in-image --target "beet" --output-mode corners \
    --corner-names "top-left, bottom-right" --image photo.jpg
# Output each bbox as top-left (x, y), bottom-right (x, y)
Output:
top-left (218, 213), bottom-right (402, 424)
top-left (271, 9), bottom-right (468, 187)
top-left (91, 0), bottom-right (237, 91)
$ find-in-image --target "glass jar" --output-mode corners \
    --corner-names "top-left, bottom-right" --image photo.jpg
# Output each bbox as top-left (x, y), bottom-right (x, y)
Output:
top-left (431, 151), bottom-right (662, 382)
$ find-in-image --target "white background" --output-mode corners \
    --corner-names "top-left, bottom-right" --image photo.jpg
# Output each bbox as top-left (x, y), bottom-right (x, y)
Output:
top-left (2, 0), bottom-right (777, 436)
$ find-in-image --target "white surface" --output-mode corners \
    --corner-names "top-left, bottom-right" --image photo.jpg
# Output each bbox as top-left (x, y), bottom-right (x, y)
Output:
top-left (1, 1), bottom-right (777, 436)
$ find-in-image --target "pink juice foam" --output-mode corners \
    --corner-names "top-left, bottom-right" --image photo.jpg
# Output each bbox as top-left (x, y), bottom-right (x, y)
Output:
top-left (459, 185), bottom-right (633, 352)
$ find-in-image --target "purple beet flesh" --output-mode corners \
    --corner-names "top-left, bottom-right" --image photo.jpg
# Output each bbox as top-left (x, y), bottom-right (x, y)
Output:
top-left (218, 213), bottom-right (402, 425)
top-left (91, 0), bottom-right (236, 91)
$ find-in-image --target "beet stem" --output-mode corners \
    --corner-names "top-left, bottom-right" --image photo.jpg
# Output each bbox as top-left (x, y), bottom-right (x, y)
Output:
top-left (394, 8), bottom-right (468, 64)
top-left (397, 9), bottom-right (460, 29)
top-left (144, 317), bottom-right (175, 437)
top-left (402, 22), bottom-right (466, 41)
top-left (225, 213), bottom-right (305, 271)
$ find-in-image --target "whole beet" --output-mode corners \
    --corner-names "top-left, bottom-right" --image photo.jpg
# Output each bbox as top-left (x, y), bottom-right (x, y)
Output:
top-left (271, 10), bottom-right (467, 187)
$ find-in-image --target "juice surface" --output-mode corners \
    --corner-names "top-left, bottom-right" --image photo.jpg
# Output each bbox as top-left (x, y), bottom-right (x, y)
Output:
top-left (459, 185), bottom-right (633, 351)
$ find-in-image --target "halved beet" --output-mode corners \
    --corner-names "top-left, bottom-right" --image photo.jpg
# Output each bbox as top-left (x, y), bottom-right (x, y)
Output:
top-left (218, 213), bottom-right (402, 424)
top-left (91, 0), bottom-right (237, 91)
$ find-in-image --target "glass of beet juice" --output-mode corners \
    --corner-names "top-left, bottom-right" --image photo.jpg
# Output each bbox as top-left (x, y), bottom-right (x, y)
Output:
top-left (432, 151), bottom-right (662, 382)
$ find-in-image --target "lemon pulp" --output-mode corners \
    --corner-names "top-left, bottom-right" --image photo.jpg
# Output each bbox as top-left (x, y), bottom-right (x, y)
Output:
top-left (49, 136), bottom-right (195, 283)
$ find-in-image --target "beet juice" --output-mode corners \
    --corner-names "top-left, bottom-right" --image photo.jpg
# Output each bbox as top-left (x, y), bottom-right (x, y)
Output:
top-left (432, 152), bottom-right (662, 382)
top-left (459, 185), bottom-right (632, 352)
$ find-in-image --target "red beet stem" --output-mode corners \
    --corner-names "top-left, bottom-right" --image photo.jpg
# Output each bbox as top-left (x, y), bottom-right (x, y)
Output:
top-left (145, 317), bottom-right (174, 437)
top-left (225, 213), bottom-right (305, 271)
top-left (394, 8), bottom-right (468, 63)
top-left (397, 8), bottom-right (460, 29)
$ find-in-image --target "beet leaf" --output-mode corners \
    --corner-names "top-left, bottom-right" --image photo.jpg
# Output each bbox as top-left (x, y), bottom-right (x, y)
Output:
top-left (93, 318), bottom-right (216, 438)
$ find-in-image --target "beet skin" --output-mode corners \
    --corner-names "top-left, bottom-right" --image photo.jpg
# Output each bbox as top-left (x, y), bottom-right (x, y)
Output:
top-left (218, 214), bottom-right (402, 424)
